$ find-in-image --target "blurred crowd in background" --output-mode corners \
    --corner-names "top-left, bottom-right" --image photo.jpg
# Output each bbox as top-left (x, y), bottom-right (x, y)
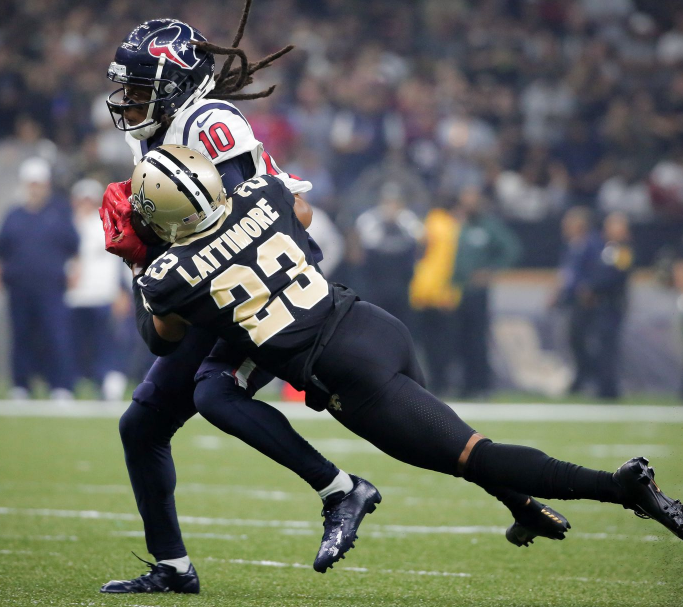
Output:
top-left (1, 0), bottom-right (683, 400)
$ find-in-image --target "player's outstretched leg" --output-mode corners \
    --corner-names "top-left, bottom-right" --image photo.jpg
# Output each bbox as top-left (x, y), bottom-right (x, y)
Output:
top-left (194, 366), bottom-right (381, 572)
top-left (312, 301), bottom-right (682, 541)
top-left (313, 301), bottom-right (557, 545)
top-left (461, 437), bottom-right (683, 540)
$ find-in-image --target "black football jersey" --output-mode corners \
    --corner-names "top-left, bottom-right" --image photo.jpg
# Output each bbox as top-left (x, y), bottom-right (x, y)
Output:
top-left (137, 175), bottom-right (335, 367)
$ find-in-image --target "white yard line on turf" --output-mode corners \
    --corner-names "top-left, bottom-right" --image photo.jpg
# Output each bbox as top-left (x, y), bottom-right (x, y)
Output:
top-left (1, 400), bottom-right (682, 422)
top-left (0, 533), bottom-right (78, 542)
top-left (0, 507), bottom-right (673, 543)
top-left (204, 557), bottom-right (666, 586)
top-left (112, 530), bottom-right (248, 541)
top-left (204, 556), bottom-right (472, 578)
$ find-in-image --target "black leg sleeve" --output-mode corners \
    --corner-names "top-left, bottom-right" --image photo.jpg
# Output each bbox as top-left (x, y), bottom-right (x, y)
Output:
top-left (119, 402), bottom-right (188, 561)
top-left (463, 439), bottom-right (624, 504)
top-left (194, 373), bottom-right (338, 491)
top-left (480, 484), bottom-right (532, 518)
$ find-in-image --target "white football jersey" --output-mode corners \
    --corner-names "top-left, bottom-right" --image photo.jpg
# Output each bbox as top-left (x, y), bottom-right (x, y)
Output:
top-left (125, 98), bottom-right (311, 195)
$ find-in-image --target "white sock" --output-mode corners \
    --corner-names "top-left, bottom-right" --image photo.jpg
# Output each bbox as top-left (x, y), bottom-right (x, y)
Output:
top-left (157, 555), bottom-right (191, 574)
top-left (317, 470), bottom-right (354, 500)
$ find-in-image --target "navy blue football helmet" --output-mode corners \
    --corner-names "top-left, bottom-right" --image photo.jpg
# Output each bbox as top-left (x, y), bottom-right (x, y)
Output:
top-left (107, 19), bottom-right (215, 140)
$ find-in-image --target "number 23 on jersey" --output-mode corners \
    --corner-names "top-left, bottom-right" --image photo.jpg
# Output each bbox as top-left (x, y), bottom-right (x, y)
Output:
top-left (211, 232), bottom-right (328, 346)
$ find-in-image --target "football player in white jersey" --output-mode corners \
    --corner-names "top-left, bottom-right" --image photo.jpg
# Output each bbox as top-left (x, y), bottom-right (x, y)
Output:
top-left (98, 5), bottom-right (379, 594)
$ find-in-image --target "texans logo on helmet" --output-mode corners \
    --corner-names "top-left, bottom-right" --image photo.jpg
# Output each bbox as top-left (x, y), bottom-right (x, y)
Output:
top-left (147, 23), bottom-right (200, 70)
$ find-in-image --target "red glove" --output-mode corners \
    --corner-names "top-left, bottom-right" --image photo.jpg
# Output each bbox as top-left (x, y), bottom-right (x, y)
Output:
top-left (99, 179), bottom-right (148, 266)
top-left (101, 179), bottom-right (132, 217)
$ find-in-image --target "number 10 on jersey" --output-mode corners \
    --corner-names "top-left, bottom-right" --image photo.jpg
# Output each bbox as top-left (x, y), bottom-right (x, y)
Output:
top-left (199, 122), bottom-right (235, 159)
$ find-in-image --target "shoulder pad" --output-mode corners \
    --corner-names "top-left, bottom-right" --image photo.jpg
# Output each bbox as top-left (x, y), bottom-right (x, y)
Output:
top-left (170, 100), bottom-right (260, 163)
top-left (232, 174), bottom-right (294, 209)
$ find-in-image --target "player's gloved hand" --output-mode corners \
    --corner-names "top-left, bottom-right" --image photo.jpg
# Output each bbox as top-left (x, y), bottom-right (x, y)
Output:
top-left (100, 183), bottom-right (148, 266)
top-left (274, 172), bottom-right (313, 195)
top-left (101, 179), bottom-right (132, 217)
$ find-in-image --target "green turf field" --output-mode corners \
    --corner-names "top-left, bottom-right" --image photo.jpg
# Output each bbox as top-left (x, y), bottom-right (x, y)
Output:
top-left (0, 405), bottom-right (682, 606)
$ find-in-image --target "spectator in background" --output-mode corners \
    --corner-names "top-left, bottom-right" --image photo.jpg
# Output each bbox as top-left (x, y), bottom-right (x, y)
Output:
top-left (649, 148), bottom-right (683, 217)
top-left (355, 182), bottom-right (422, 328)
top-left (0, 158), bottom-right (79, 400)
top-left (552, 120), bottom-right (606, 206)
top-left (0, 116), bottom-right (58, 221)
top-left (329, 81), bottom-right (393, 190)
top-left (553, 208), bottom-right (632, 398)
top-left (657, 10), bottom-right (683, 65)
top-left (451, 187), bottom-right (522, 397)
top-left (409, 202), bottom-right (462, 396)
top-left (597, 159), bottom-right (653, 220)
top-left (594, 213), bottom-right (633, 396)
top-left (65, 178), bottom-right (128, 401)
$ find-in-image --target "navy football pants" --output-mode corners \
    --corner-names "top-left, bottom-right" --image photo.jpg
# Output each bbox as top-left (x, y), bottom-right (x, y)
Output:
top-left (119, 328), bottom-right (337, 561)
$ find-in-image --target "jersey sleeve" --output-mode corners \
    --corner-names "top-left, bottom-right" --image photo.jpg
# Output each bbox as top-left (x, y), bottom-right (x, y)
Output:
top-left (135, 252), bottom-right (184, 317)
top-left (260, 150), bottom-right (313, 195)
top-left (216, 153), bottom-right (256, 192)
top-left (181, 102), bottom-right (260, 165)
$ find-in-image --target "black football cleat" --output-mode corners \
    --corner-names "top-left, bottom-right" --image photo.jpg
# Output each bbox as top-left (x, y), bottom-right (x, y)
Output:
top-left (614, 457), bottom-right (683, 540)
top-left (100, 553), bottom-right (200, 594)
top-left (506, 499), bottom-right (571, 547)
top-left (314, 475), bottom-right (382, 573)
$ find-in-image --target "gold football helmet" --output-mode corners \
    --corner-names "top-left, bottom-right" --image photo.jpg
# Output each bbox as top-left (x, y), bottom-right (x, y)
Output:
top-left (131, 144), bottom-right (227, 243)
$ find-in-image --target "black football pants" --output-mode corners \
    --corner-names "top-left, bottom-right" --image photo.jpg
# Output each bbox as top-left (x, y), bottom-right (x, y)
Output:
top-left (311, 302), bottom-right (623, 507)
top-left (313, 301), bottom-right (476, 473)
top-left (119, 328), bottom-right (338, 561)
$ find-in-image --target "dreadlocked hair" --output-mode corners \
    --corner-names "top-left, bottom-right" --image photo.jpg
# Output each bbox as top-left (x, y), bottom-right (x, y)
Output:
top-left (192, 0), bottom-right (294, 101)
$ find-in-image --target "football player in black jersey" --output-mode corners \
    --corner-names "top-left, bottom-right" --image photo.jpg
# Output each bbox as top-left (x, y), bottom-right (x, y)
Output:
top-left (131, 146), bottom-right (683, 560)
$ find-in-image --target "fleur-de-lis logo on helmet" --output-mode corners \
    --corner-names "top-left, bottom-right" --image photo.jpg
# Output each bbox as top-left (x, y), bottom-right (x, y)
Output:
top-left (132, 182), bottom-right (156, 223)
